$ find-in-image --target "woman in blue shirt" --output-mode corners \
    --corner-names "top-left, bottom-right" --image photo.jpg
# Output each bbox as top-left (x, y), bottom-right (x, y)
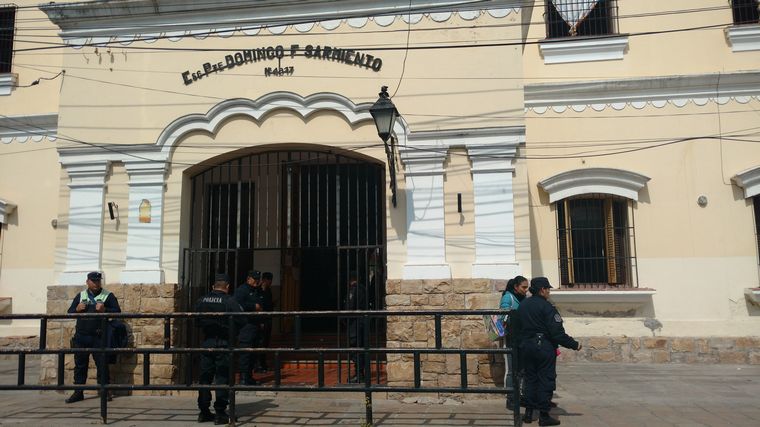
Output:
top-left (500, 275), bottom-right (529, 409)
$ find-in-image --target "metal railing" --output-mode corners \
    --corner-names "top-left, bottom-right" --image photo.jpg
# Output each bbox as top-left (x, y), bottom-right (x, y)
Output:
top-left (0, 310), bottom-right (521, 426)
top-left (544, 0), bottom-right (618, 39)
top-left (732, 0), bottom-right (760, 25)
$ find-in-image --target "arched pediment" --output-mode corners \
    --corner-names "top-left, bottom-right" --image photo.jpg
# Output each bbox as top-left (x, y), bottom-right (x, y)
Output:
top-left (732, 166), bottom-right (760, 199)
top-left (156, 91), bottom-right (409, 156)
top-left (538, 168), bottom-right (651, 203)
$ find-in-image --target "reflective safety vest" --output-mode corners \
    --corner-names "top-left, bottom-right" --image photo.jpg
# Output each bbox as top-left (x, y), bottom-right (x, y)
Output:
top-left (80, 289), bottom-right (111, 305)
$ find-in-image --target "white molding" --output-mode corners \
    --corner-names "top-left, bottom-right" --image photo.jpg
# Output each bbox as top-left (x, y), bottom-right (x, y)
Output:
top-left (403, 264), bottom-right (452, 280)
top-left (472, 262), bottom-right (519, 280)
top-left (0, 74), bottom-right (17, 96)
top-left (0, 113), bottom-right (58, 143)
top-left (0, 198), bottom-right (17, 224)
top-left (550, 290), bottom-right (656, 304)
top-left (539, 35), bottom-right (628, 65)
top-left (40, 0), bottom-right (521, 45)
top-left (156, 92), bottom-right (407, 155)
top-left (121, 160), bottom-right (168, 284)
top-left (726, 25), bottom-right (760, 52)
top-left (525, 71), bottom-right (760, 113)
top-left (59, 161), bottom-right (110, 285)
top-left (732, 165), bottom-right (760, 199)
top-left (538, 168), bottom-right (651, 203)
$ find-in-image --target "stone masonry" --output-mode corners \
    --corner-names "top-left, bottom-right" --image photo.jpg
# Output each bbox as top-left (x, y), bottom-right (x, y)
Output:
top-left (40, 283), bottom-right (184, 395)
top-left (384, 279), bottom-right (760, 399)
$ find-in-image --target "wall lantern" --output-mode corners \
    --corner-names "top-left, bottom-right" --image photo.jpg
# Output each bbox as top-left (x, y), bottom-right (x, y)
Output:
top-left (369, 86), bottom-right (400, 207)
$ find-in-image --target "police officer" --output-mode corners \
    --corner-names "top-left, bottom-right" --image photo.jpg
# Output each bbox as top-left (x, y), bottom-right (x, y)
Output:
top-left (234, 270), bottom-right (264, 385)
top-left (256, 272), bottom-right (275, 373)
top-left (65, 271), bottom-right (121, 404)
top-left (344, 270), bottom-right (367, 383)
top-left (517, 277), bottom-right (581, 426)
top-left (195, 273), bottom-right (245, 424)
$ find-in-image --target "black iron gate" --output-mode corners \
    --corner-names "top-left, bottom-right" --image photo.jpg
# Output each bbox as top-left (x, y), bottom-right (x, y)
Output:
top-left (182, 149), bottom-right (387, 372)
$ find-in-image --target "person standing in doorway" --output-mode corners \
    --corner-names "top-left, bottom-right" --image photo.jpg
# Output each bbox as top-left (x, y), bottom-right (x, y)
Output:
top-left (195, 273), bottom-right (245, 424)
top-left (65, 272), bottom-right (121, 404)
top-left (517, 277), bottom-right (581, 426)
top-left (344, 270), bottom-right (367, 383)
top-left (234, 270), bottom-right (263, 385)
top-left (500, 275), bottom-right (529, 409)
top-left (256, 272), bottom-right (275, 373)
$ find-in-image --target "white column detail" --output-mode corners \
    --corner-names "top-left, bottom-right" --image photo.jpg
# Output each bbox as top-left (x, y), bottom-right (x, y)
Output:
top-left (121, 161), bottom-right (167, 284)
top-left (399, 144), bottom-right (451, 280)
top-left (468, 141), bottom-right (521, 279)
top-left (58, 161), bottom-right (109, 285)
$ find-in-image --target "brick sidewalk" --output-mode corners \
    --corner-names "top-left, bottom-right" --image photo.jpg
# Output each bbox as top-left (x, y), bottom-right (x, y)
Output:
top-left (1, 360), bottom-right (759, 426)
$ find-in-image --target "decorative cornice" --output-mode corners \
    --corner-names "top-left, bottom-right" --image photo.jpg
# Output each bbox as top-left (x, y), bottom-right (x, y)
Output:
top-left (0, 198), bottom-right (17, 224)
top-left (732, 165), bottom-right (760, 199)
top-left (726, 25), bottom-right (760, 53)
top-left (539, 35), bottom-right (629, 65)
top-left (61, 160), bottom-right (111, 189)
top-left (124, 160), bottom-right (169, 186)
top-left (538, 168), bottom-right (651, 203)
top-left (0, 113), bottom-right (58, 143)
top-left (525, 71), bottom-right (760, 113)
top-left (40, 0), bottom-right (520, 46)
top-left (0, 73), bottom-right (17, 96)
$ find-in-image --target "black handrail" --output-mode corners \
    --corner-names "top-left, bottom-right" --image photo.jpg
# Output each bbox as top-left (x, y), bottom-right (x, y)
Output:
top-left (0, 310), bottom-right (522, 426)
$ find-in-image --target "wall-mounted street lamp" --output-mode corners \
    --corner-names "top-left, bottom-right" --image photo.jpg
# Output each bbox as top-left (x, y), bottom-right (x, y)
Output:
top-left (369, 86), bottom-right (399, 207)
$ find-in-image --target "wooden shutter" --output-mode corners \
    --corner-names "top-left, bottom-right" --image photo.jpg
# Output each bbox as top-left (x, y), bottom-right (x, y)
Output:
top-left (557, 200), bottom-right (574, 285)
top-left (604, 199), bottom-right (618, 284)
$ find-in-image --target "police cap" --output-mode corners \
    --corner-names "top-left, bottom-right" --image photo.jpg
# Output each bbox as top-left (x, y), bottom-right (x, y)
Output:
top-left (87, 271), bottom-right (102, 282)
top-left (214, 273), bottom-right (231, 284)
top-left (247, 270), bottom-right (261, 280)
top-left (530, 277), bottom-right (553, 290)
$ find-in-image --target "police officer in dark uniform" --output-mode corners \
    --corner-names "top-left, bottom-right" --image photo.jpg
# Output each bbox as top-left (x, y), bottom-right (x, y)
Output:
top-left (234, 270), bottom-right (264, 385)
top-left (256, 272), bottom-right (275, 373)
top-left (344, 270), bottom-right (367, 383)
top-left (517, 277), bottom-right (581, 426)
top-left (65, 271), bottom-right (121, 404)
top-left (195, 273), bottom-right (245, 424)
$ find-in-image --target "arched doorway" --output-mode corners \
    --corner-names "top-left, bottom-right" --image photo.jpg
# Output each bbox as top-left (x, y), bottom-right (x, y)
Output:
top-left (182, 147), bottom-right (387, 371)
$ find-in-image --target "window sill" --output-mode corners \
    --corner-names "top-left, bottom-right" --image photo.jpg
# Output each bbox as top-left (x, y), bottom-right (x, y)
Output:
top-left (745, 288), bottom-right (760, 307)
top-left (551, 288), bottom-right (655, 303)
top-left (726, 24), bottom-right (760, 52)
top-left (539, 35), bottom-right (629, 64)
top-left (0, 73), bottom-right (17, 96)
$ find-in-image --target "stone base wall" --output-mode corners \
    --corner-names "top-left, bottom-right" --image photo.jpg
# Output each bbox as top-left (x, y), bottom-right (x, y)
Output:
top-left (40, 284), bottom-right (184, 395)
top-left (384, 279), bottom-right (760, 399)
top-left (0, 335), bottom-right (39, 360)
top-left (563, 336), bottom-right (760, 364)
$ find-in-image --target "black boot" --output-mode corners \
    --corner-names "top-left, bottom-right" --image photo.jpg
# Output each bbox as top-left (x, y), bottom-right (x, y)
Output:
top-left (522, 408), bottom-right (534, 424)
top-left (197, 410), bottom-right (214, 423)
top-left (65, 391), bottom-right (84, 404)
top-left (214, 410), bottom-right (229, 425)
top-left (538, 411), bottom-right (560, 426)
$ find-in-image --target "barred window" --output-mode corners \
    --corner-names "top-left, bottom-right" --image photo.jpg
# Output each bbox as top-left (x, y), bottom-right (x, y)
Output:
top-left (0, 5), bottom-right (15, 73)
top-left (557, 195), bottom-right (637, 288)
top-left (754, 195), bottom-right (760, 264)
top-left (732, 0), bottom-right (760, 25)
top-left (545, 0), bottom-right (618, 39)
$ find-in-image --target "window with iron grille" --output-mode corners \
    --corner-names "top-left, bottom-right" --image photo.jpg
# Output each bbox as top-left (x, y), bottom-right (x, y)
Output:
top-left (556, 194), bottom-right (637, 288)
top-left (754, 195), bottom-right (760, 264)
top-left (732, 0), bottom-right (760, 25)
top-left (545, 0), bottom-right (618, 39)
top-left (0, 5), bottom-right (15, 73)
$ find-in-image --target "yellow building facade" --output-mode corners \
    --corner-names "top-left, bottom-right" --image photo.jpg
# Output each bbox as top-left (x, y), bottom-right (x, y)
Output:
top-left (1, 0), bottom-right (759, 372)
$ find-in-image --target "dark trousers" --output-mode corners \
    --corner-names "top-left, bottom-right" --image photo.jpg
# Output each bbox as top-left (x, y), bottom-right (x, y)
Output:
top-left (72, 333), bottom-right (109, 387)
top-left (198, 338), bottom-right (230, 413)
top-left (238, 324), bottom-right (258, 379)
top-left (521, 338), bottom-right (557, 412)
top-left (256, 320), bottom-right (272, 369)
top-left (348, 321), bottom-right (366, 380)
